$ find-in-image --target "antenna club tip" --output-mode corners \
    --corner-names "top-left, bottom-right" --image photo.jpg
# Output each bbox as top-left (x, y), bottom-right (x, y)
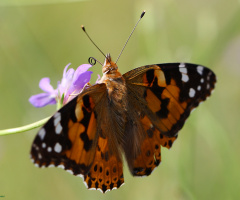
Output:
top-left (140, 10), bottom-right (146, 18)
top-left (81, 25), bottom-right (86, 32)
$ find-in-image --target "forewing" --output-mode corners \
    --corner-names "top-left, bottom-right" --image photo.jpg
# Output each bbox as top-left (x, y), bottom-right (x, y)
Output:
top-left (123, 63), bottom-right (216, 176)
top-left (31, 84), bottom-right (107, 176)
top-left (124, 63), bottom-right (216, 137)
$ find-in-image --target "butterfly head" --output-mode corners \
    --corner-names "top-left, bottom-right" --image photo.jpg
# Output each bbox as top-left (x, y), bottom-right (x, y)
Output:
top-left (102, 53), bottom-right (119, 74)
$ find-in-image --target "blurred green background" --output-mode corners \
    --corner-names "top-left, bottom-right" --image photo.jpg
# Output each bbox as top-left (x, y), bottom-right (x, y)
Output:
top-left (0, 0), bottom-right (240, 199)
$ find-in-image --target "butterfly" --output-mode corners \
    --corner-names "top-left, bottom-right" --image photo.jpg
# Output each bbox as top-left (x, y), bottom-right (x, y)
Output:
top-left (30, 52), bottom-right (216, 193)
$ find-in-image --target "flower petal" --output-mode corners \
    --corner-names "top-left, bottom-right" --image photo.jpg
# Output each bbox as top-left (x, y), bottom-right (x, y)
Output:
top-left (72, 64), bottom-right (92, 84)
top-left (29, 93), bottom-right (56, 107)
top-left (39, 78), bottom-right (55, 93)
top-left (64, 64), bottom-right (93, 102)
top-left (58, 64), bottom-right (75, 96)
top-left (62, 63), bottom-right (72, 78)
top-left (61, 68), bottom-right (75, 89)
top-left (64, 68), bottom-right (75, 81)
top-left (72, 71), bottom-right (93, 91)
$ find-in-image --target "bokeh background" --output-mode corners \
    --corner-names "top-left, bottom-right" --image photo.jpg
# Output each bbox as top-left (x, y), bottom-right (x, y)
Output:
top-left (0, 0), bottom-right (240, 199)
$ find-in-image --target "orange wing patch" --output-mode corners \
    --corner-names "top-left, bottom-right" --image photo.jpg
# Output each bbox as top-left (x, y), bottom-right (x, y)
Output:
top-left (132, 114), bottom-right (177, 176)
top-left (84, 136), bottom-right (124, 193)
top-left (64, 95), bottom-right (97, 173)
top-left (139, 68), bottom-right (188, 135)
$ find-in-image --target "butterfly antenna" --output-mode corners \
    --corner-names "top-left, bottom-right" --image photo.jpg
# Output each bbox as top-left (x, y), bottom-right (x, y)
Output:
top-left (88, 57), bottom-right (103, 66)
top-left (81, 25), bottom-right (109, 64)
top-left (115, 10), bottom-right (146, 64)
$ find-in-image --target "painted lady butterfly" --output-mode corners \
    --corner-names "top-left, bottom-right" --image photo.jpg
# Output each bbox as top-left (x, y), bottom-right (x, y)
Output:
top-left (30, 12), bottom-right (216, 193)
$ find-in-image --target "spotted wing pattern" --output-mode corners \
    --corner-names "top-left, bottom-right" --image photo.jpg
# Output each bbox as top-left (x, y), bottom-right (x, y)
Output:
top-left (131, 114), bottom-right (177, 176)
top-left (31, 84), bottom-right (109, 180)
top-left (123, 63), bottom-right (216, 176)
top-left (83, 135), bottom-right (124, 193)
top-left (31, 83), bottom-right (125, 193)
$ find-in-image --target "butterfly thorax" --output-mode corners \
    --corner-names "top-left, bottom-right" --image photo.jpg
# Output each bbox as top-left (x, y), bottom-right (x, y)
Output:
top-left (99, 54), bottom-right (127, 108)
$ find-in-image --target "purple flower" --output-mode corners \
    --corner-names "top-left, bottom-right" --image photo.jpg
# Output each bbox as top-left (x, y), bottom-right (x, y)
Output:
top-left (29, 63), bottom-right (93, 107)
top-left (29, 78), bottom-right (58, 107)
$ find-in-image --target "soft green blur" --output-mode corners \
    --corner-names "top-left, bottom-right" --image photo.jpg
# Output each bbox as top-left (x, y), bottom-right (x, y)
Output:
top-left (0, 0), bottom-right (240, 199)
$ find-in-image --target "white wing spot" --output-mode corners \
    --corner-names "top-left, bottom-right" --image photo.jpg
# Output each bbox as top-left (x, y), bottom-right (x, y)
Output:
top-left (38, 128), bottom-right (46, 140)
top-left (179, 63), bottom-right (185, 68)
top-left (206, 83), bottom-right (210, 89)
top-left (197, 66), bottom-right (204, 75)
top-left (77, 174), bottom-right (84, 180)
top-left (34, 163), bottom-right (39, 168)
top-left (66, 169), bottom-right (73, 175)
top-left (47, 147), bottom-right (52, 152)
top-left (54, 143), bottom-right (62, 153)
top-left (89, 188), bottom-right (97, 191)
top-left (54, 112), bottom-right (61, 126)
top-left (84, 181), bottom-right (89, 188)
top-left (54, 112), bottom-right (62, 134)
top-left (182, 74), bottom-right (189, 82)
top-left (200, 78), bottom-right (204, 83)
top-left (32, 144), bottom-right (39, 150)
top-left (207, 72), bottom-right (212, 81)
top-left (38, 153), bottom-right (42, 159)
top-left (179, 65), bottom-right (189, 82)
top-left (55, 123), bottom-right (62, 134)
top-left (189, 88), bottom-right (196, 98)
top-left (179, 67), bottom-right (187, 74)
top-left (42, 143), bottom-right (46, 148)
top-left (197, 85), bottom-right (201, 91)
top-left (57, 165), bottom-right (65, 169)
top-left (97, 188), bottom-right (103, 193)
top-left (190, 108), bottom-right (196, 114)
top-left (54, 112), bottom-right (61, 119)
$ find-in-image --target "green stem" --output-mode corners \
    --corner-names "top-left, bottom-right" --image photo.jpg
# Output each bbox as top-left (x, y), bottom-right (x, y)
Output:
top-left (0, 117), bottom-right (50, 136)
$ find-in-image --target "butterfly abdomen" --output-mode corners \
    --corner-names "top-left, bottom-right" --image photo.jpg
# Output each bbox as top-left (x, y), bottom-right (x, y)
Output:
top-left (100, 70), bottom-right (129, 145)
